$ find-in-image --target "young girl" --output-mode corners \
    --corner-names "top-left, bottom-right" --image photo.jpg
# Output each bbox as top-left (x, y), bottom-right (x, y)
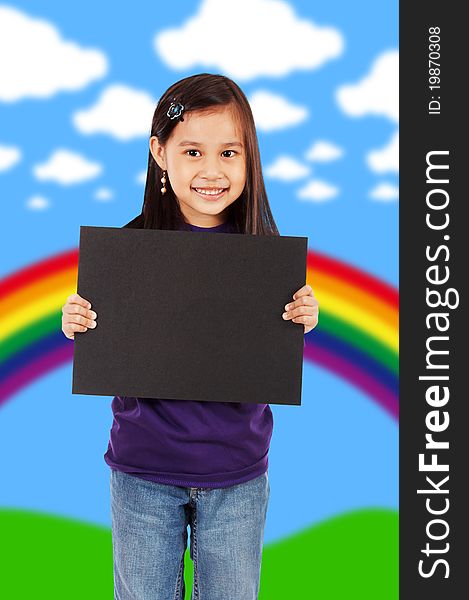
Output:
top-left (62, 73), bottom-right (319, 600)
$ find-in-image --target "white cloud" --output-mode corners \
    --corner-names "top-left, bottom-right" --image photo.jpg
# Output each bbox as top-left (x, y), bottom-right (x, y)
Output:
top-left (367, 130), bottom-right (399, 173)
top-left (26, 195), bottom-right (50, 210)
top-left (265, 155), bottom-right (311, 181)
top-left (136, 170), bottom-right (147, 185)
top-left (0, 5), bottom-right (107, 102)
top-left (33, 149), bottom-right (102, 185)
top-left (369, 182), bottom-right (399, 202)
top-left (0, 144), bottom-right (21, 171)
top-left (94, 187), bottom-right (114, 201)
top-left (305, 140), bottom-right (344, 162)
top-left (298, 179), bottom-right (339, 202)
top-left (336, 50), bottom-right (398, 123)
top-left (73, 84), bottom-right (156, 141)
top-left (248, 90), bottom-right (308, 131)
top-left (154, 0), bottom-right (343, 81)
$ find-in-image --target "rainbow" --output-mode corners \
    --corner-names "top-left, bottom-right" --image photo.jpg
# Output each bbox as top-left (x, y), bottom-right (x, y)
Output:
top-left (0, 249), bottom-right (398, 419)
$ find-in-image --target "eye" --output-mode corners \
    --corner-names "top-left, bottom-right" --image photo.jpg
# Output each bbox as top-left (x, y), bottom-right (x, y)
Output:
top-left (184, 149), bottom-right (238, 158)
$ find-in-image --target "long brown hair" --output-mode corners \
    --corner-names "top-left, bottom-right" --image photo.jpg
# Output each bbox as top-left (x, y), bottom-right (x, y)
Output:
top-left (126, 73), bottom-right (279, 236)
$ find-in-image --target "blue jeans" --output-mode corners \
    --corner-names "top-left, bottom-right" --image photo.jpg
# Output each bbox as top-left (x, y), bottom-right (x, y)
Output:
top-left (110, 469), bottom-right (270, 600)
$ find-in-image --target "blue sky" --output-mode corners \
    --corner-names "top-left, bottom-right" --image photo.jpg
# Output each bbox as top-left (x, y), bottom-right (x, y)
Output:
top-left (0, 0), bottom-right (398, 542)
top-left (0, 0), bottom-right (398, 284)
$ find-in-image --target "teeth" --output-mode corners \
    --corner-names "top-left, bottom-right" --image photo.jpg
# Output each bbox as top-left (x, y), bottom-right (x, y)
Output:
top-left (194, 188), bottom-right (225, 195)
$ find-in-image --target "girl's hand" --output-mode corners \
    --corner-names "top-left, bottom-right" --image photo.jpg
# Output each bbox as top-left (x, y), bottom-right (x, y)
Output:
top-left (61, 293), bottom-right (97, 340)
top-left (282, 284), bottom-right (319, 334)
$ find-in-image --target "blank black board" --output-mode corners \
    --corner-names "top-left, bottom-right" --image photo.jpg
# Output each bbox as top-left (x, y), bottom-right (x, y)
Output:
top-left (72, 226), bottom-right (307, 405)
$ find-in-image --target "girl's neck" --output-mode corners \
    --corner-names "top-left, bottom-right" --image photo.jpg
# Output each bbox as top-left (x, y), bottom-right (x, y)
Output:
top-left (188, 220), bottom-right (228, 230)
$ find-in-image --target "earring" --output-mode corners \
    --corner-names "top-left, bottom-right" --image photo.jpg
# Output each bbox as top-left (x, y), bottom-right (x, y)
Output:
top-left (160, 170), bottom-right (167, 194)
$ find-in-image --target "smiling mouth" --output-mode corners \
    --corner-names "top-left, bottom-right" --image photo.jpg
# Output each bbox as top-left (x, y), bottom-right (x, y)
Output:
top-left (192, 187), bottom-right (227, 199)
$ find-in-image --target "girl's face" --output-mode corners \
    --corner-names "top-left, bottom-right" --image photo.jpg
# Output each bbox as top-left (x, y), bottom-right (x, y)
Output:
top-left (150, 106), bottom-right (246, 227)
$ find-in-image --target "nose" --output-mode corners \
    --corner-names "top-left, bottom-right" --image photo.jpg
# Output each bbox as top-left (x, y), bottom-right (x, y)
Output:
top-left (198, 155), bottom-right (225, 179)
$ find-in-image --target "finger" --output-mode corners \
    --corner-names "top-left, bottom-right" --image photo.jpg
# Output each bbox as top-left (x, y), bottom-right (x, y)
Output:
top-left (63, 306), bottom-right (97, 322)
top-left (62, 313), bottom-right (97, 329)
top-left (63, 304), bottom-right (97, 321)
top-left (70, 322), bottom-right (88, 333)
top-left (289, 305), bottom-right (318, 320)
top-left (64, 322), bottom-right (89, 336)
top-left (292, 284), bottom-right (313, 300)
top-left (284, 295), bottom-right (317, 313)
top-left (291, 313), bottom-right (317, 323)
top-left (68, 293), bottom-right (92, 309)
top-left (282, 303), bottom-right (317, 320)
top-left (292, 314), bottom-right (319, 327)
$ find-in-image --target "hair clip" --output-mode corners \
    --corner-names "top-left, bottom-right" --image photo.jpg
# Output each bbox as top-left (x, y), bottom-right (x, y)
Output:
top-left (167, 98), bottom-right (185, 121)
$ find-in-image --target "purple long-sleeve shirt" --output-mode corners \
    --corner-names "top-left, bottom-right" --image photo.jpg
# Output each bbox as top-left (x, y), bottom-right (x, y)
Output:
top-left (104, 219), bottom-right (274, 488)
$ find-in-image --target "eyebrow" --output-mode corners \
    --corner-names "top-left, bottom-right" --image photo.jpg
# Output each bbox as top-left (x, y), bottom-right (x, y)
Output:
top-left (177, 140), bottom-right (244, 148)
